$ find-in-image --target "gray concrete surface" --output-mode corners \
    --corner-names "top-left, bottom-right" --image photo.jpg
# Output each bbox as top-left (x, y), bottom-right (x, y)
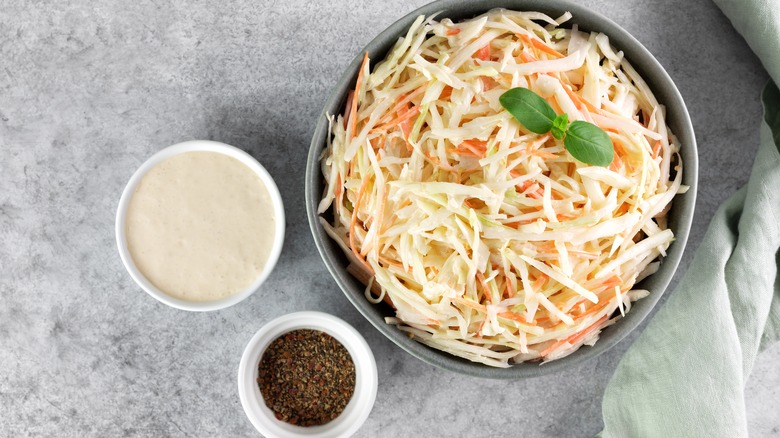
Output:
top-left (1, 0), bottom-right (778, 436)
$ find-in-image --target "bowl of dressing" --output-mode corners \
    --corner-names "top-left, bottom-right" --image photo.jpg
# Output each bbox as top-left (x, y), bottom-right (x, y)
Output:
top-left (116, 140), bottom-right (285, 311)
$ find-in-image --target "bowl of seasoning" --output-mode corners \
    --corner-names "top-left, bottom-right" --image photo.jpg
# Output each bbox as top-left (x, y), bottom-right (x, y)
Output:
top-left (238, 311), bottom-right (378, 438)
top-left (116, 140), bottom-right (285, 311)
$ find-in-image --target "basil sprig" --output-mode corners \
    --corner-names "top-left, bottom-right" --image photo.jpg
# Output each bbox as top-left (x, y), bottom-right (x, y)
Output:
top-left (498, 87), bottom-right (556, 134)
top-left (551, 113), bottom-right (568, 140)
top-left (499, 87), bottom-right (614, 166)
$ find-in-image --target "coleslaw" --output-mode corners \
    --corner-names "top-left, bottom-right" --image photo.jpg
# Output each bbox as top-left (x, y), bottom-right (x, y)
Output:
top-left (318, 9), bottom-right (686, 367)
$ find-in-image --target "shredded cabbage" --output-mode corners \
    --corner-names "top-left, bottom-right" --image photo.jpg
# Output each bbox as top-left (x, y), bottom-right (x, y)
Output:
top-left (319, 9), bottom-right (684, 367)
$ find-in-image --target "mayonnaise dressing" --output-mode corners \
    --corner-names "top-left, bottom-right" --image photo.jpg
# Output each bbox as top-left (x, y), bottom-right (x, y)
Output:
top-left (126, 151), bottom-right (275, 301)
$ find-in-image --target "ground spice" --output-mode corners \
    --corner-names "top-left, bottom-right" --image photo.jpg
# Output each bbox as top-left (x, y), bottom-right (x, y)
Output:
top-left (257, 329), bottom-right (356, 426)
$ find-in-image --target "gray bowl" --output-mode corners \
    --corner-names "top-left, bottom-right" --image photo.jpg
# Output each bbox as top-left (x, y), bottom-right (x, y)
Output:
top-left (305, 0), bottom-right (698, 379)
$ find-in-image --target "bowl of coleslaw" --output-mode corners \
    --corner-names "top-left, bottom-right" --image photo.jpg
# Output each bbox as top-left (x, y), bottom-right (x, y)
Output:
top-left (305, 0), bottom-right (697, 378)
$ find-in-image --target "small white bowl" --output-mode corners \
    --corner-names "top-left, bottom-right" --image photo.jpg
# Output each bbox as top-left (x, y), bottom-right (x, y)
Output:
top-left (115, 140), bottom-right (285, 311)
top-left (238, 311), bottom-right (378, 438)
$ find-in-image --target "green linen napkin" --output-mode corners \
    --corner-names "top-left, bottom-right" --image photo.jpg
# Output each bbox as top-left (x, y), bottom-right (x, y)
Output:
top-left (599, 1), bottom-right (780, 436)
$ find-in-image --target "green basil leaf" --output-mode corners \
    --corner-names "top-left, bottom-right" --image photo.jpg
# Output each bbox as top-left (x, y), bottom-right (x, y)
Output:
top-left (551, 113), bottom-right (569, 140)
top-left (563, 121), bottom-right (614, 166)
top-left (499, 87), bottom-right (556, 134)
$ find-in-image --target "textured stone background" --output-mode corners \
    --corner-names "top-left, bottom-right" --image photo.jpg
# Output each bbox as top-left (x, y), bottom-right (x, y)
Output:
top-left (1, 0), bottom-right (778, 436)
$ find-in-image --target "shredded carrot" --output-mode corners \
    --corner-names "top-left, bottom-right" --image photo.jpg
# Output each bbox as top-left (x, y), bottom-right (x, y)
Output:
top-left (506, 219), bottom-right (537, 229)
top-left (446, 27), bottom-right (461, 36)
top-left (517, 33), bottom-right (533, 46)
top-left (529, 149), bottom-right (559, 160)
top-left (519, 51), bottom-right (537, 63)
top-left (541, 315), bottom-right (608, 357)
top-left (447, 147), bottom-right (482, 158)
top-left (343, 90), bottom-right (355, 129)
top-left (372, 105), bottom-right (420, 134)
top-left (516, 180), bottom-right (544, 199)
top-left (481, 77), bottom-right (496, 91)
top-left (349, 176), bottom-right (374, 274)
top-left (610, 139), bottom-right (632, 172)
top-left (531, 38), bottom-right (564, 58)
top-left (532, 274), bottom-right (548, 291)
top-left (537, 241), bottom-right (557, 253)
top-left (652, 140), bottom-right (662, 158)
top-left (564, 84), bottom-right (600, 114)
top-left (476, 271), bottom-right (493, 304)
top-left (498, 311), bottom-right (536, 325)
top-left (377, 93), bottom-right (407, 125)
top-left (575, 294), bottom-right (615, 320)
top-left (570, 298), bottom-right (586, 311)
top-left (349, 52), bottom-right (370, 140)
top-left (453, 296), bottom-right (487, 313)
top-left (601, 275), bottom-right (623, 290)
top-left (334, 173), bottom-right (344, 214)
top-left (439, 85), bottom-right (453, 100)
top-left (529, 189), bottom-right (544, 200)
top-left (369, 136), bottom-right (381, 150)
top-left (399, 117), bottom-right (415, 143)
top-left (504, 276), bottom-right (516, 298)
top-left (515, 179), bottom-right (533, 191)
top-left (457, 139), bottom-right (487, 157)
top-left (476, 45), bottom-right (491, 61)
top-left (609, 150), bottom-right (624, 172)
top-left (533, 316), bottom-right (550, 325)
top-left (378, 86), bottom-right (427, 125)
top-left (461, 139), bottom-right (487, 150)
top-left (613, 139), bottom-right (627, 157)
top-left (518, 33), bottom-right (565, 58)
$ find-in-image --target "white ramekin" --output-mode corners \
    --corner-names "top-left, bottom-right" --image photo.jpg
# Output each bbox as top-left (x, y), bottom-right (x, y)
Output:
top-left (238, 311), bottom-right (378, 438)
top-left (115, 140), bottom-right (285, 311)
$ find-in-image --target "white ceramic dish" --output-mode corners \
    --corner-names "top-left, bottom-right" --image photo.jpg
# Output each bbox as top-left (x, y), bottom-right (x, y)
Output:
top-left (115, 140), bottom-right (285, 311)
top-left (238, 311), bottom-right (378, 438)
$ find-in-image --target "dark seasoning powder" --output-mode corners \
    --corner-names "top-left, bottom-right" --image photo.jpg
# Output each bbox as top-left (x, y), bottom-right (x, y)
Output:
top-left (258, 329), bottom-right (356, 426)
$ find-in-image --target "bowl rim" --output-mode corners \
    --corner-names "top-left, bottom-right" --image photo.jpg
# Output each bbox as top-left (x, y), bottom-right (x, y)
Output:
top-left (305, 0), bottom-right (698, 378)
top-left (237, 311), bottom-right (378, 438)
top-left (115, 139), bottom-right (286, 312)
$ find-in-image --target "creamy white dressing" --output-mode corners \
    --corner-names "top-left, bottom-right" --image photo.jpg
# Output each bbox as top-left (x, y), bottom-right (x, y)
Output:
top-left (126, 151), bottom-right (275, 302)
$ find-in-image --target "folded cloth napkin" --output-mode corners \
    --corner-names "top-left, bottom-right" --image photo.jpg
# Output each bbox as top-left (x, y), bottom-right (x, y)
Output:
top-left (599, 1), bottom-right (780, 436)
